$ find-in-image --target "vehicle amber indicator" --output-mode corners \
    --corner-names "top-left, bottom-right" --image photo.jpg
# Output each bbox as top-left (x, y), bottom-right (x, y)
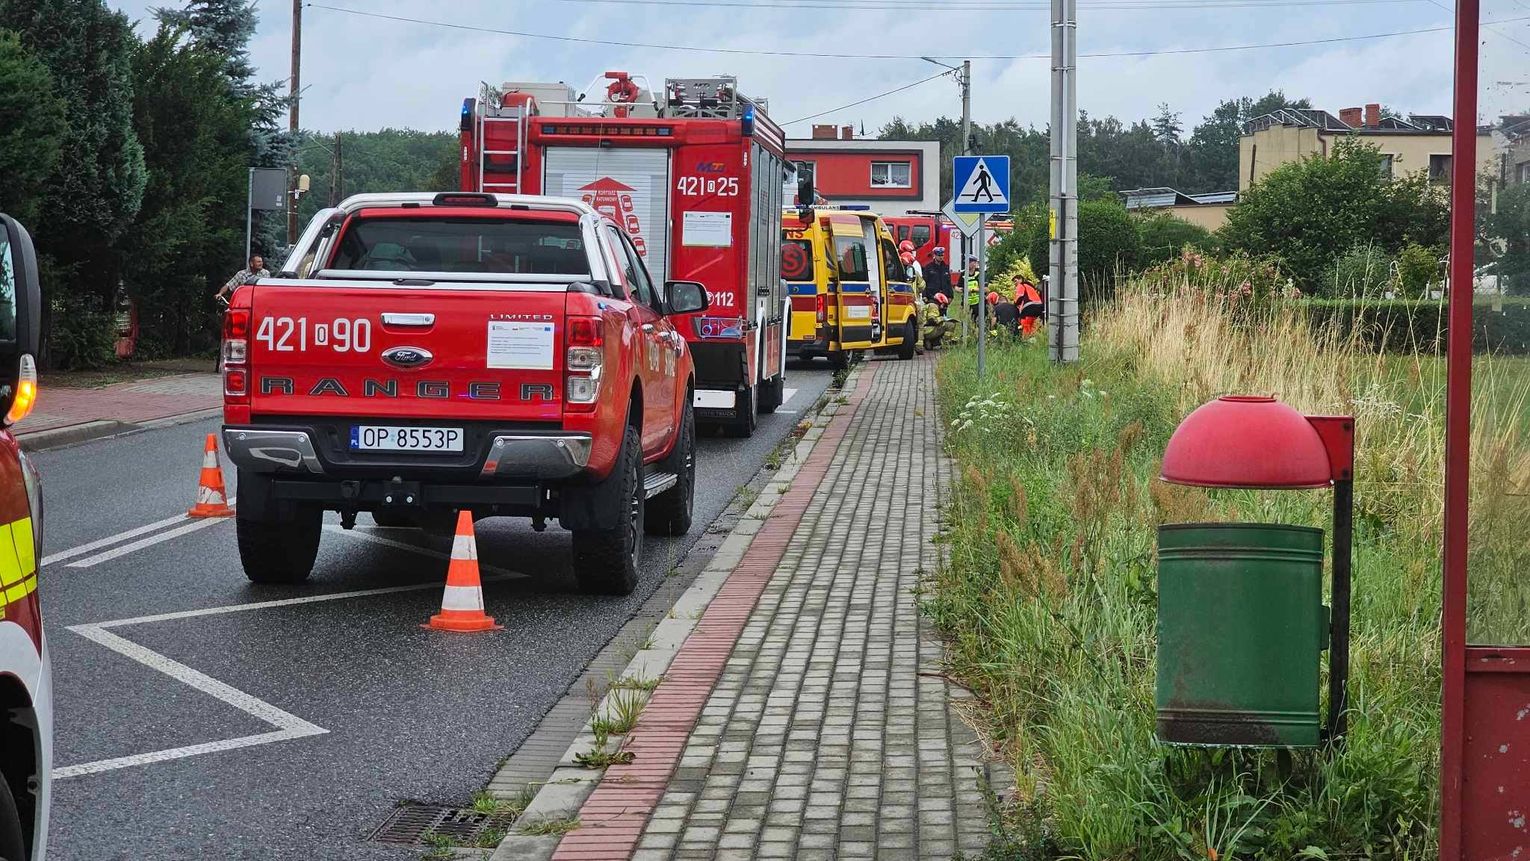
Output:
top-left (6, 354), bottom-right (36, 425)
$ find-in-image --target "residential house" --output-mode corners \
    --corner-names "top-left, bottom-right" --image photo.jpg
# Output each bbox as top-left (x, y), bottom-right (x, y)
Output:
top-left (1120, 187), bottom-right (1237, 231)
top-left (1238, 104), bottom-right (1497, 191)
top-left (785, 126), bottom-right (941, 217)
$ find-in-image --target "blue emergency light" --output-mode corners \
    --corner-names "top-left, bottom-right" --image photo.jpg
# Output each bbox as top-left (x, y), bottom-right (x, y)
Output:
top-left (741, 104), bottom-right (755, 137)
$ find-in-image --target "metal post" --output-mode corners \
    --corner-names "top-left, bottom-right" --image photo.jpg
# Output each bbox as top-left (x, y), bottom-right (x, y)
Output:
top-left (977, 215), bottom-right (987, 378)
top-left (1328, 478), bottom-right (1353, 744)
top-left (287, 0), bottom-right (302, 245)
top-left (959, 60), bottom-right (972, 342)
top-left (1048, 0), bottom-right (1079, 364)
top-left (1440, 0), bottom-right (1480, 854)
top-left (244, 168), bottom-right (254, 263)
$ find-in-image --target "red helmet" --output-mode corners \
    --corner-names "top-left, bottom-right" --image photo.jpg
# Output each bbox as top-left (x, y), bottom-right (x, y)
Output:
top-left (900, 252), bottom-right (915, 266)
top-left (935, 293), bottom-right (950, 306)
top-left (987, 292), bottom-right (1000, 305)
top-left (898, 240), bottom-right (915, 253)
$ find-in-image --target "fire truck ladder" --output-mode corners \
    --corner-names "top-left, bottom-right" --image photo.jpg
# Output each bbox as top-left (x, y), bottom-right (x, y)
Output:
top-left (477, 84), bottom-right (527, 194)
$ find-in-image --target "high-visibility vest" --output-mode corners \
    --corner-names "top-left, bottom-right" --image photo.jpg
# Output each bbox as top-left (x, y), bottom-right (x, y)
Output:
top-left (966, 274), bottom-right (980, 305)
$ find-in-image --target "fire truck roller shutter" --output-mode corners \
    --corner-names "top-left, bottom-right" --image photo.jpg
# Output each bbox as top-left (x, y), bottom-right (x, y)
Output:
top-left (544, 147), bottom-right (672, 282)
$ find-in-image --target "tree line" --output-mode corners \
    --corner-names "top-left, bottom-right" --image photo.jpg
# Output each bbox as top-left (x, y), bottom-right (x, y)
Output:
top-left (0, 0), bottom-right (289, 368)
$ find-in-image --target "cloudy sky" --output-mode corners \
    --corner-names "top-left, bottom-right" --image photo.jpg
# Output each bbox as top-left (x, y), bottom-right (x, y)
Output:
top-left (106, 0), bottom-right (1528, 136)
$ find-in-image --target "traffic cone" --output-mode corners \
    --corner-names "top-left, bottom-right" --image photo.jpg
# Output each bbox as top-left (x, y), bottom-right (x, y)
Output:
top-left (425, 512), bottom-right (500, 633)
top-left (188, 433), bottom-right (235, 518)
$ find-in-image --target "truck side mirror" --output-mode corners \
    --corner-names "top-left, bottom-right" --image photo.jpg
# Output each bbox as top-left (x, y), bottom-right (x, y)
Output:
top-left (664, 280), bottom-right (709, 316)
top-left (0, 215), bottom-right (41, 425)
top-left (796, 165), bottom-right (815, 209)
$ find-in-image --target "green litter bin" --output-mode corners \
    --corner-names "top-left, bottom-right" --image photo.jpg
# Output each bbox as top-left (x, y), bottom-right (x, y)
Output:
top-left (1156, 522), bottom-right (1328, 747)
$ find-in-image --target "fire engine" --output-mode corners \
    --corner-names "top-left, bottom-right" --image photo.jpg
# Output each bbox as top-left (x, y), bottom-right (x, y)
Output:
top-left (459, 73), bottom-right (788, 436)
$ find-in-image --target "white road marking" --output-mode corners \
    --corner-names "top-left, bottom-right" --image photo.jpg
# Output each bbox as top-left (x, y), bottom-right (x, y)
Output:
top-left (782, 387), bottom-right (799, 404)
top-left (42, 513), bottom-right (191, 566)
top-left (327, 526), bottom-right (525, 579)
top-left (65, 517), bottom-right (229, 569)
top-left (56, 626), bottom-right (327, 779)
top-left (56, 574), bottom-right (515, 779)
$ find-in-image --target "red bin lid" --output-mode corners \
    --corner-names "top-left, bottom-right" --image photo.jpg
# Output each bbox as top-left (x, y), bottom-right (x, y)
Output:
top-left (1160, 396), bottom-right (1332, 489)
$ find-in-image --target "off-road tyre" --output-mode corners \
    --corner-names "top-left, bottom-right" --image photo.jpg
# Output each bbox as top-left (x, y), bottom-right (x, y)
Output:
top-left (237, 501), bottom-right (322, 584)
top-left (726, 385), bottom-right (757, 437)
top-left (572, 424), bottom-right (643, 595)
top-left (897, 318), bottom-right (918, 360)
top-left (757, 373), bottom-right (785, 414)
top-left (0, 771), bottom-right (25, 861)
top-left (647, 400), bottom-right (695, 536)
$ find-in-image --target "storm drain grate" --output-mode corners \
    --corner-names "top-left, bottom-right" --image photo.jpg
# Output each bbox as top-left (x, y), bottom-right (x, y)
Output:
top-left (370, 802), bottom-right (511, 846)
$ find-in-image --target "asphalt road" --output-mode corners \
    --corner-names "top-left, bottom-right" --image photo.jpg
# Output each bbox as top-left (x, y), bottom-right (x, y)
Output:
top-left (35, 365), bottom-right (833, 861)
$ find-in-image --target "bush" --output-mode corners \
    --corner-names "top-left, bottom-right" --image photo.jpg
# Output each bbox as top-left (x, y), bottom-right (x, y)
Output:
top-left (1304, 296), bottom-right (1530, 354)
top-left (1396, 243), bottom-right (1441, 298)
top-left (1134, 211), bottom-right (1217, 268)
top-left (1327, 245), bottom-right (1394, 297)
top-left (1025, 199), bottom-right (1141, 303)
top-left (47, 292), bottom-right (116, 369)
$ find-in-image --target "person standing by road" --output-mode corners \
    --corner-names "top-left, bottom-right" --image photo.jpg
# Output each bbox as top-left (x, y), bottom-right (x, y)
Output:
top-left (964, 256), bottom-right (982, 324)
top-left (922, 247), bottom-right (953, 306)
top-left (216, 254), bottom-right (268, 304)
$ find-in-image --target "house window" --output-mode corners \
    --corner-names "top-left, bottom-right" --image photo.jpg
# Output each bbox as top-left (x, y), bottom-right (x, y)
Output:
top-left (1379, 154), bottom-right (1394, 180)
top-left (870, 161), bottom-right (911, 188)
top-left (1429, 154), bottom-right (1452, 183)
top-left (1518, 162), bottom-right (1530, 184)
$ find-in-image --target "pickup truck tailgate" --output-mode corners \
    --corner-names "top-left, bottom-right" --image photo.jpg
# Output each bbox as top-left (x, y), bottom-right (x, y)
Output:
top-left (247, 283), bottom-right (565, 423)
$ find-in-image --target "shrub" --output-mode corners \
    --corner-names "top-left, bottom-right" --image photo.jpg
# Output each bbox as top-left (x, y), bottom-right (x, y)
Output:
top-left (1025, 199), bottom-right (1141, 303)
top-left (1327, 245), bottom-right (1394, 297)
top-left (1304, 296), bottom-right (1530, 354)
top-left (47, 292), bottom-right (116, 369)
top-left (1134, 211), bottom-right (1217, 268)
top-left (1395, 243), bottom-right (1442, 298)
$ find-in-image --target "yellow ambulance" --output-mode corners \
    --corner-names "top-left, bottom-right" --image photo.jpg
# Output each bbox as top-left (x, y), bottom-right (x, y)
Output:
top-left (781, 206), bottom-right (917, 369)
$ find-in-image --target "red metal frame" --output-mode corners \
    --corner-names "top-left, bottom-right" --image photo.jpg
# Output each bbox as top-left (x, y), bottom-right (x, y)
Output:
top-left (1441, 0), bottom-right (1479, 855)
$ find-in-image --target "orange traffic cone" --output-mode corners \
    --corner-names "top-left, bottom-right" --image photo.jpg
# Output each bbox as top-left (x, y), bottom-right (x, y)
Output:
top-left (188, 433), bottom-right (235, 518)
top-left (425, 512), bottom-right (500, 632)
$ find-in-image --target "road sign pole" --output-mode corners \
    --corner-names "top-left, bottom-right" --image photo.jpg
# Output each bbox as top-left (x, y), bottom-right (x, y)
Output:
top-left (977, 215), bottom-right (988, 379)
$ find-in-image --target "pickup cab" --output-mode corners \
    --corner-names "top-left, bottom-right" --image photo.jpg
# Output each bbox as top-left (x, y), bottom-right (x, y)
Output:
top-left (221, 192), bottom-right (708, 595)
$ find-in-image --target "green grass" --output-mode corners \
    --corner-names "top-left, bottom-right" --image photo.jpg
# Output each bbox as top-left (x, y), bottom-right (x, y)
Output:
top-left (517, 816), bottom-right (581, 837)
top-left (929, 306), bottom-right (1444, 856)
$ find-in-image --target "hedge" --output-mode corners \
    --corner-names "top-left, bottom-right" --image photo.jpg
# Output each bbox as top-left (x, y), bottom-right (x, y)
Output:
top-left (1303, 297), bottom-right (1530, 354)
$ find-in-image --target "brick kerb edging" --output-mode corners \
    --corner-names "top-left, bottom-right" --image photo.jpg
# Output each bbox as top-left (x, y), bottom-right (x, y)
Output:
top-left (491, 366), bottom-right (877, 861)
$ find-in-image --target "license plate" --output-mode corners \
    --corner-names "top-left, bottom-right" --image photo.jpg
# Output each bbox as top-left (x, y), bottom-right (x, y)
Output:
top-left (350, 425), bottom-right (464, 453)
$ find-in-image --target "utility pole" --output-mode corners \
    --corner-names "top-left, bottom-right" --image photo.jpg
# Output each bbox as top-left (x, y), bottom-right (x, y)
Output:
top-left (287, 0), bottom-right (302, 245)
top-left (922, 56), bottom-right (976, 339)
top-left (1048, 0), bottom-right (1079, 364)
top-left (330, 132), bottom-right (343, 207)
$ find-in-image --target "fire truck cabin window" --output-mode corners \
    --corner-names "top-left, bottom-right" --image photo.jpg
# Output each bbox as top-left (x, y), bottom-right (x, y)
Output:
top-left (331, 217), bottom-right (591, 276)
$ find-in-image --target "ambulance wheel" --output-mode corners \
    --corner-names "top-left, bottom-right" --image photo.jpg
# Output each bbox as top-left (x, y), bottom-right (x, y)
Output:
top-left (757, 374), bottom-right (784, 414)
top-left (726, 386), bottom-right (757, 437)
top-left (0, 773), bottom-right (24, 861)
top-left (898, 319), bottom-right (918, 360)
top-left (647, 400), bottom-right (695, 536)
top-left (828, 350), bottom-right (849, 371)
top-left (237, 501), bottom-right (321, 584)
top-left (572, 424), bottom-right (643, 595)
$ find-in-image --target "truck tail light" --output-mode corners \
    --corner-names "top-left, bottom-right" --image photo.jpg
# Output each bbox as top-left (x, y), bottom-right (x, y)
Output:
top-left (223, 308), bottom-right (250, 403)
top-left (565, 315), bottom-right (603, 409)
top-left (815, 293), bottom-right (827, 324)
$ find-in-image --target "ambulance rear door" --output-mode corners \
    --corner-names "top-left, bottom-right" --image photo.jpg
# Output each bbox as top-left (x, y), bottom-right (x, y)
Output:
top-left (827, 216), bottom-right (876, 349)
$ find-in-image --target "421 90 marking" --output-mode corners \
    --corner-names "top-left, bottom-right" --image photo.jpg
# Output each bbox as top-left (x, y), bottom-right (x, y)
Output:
top-left (255, 316), bottom-right (373, 353)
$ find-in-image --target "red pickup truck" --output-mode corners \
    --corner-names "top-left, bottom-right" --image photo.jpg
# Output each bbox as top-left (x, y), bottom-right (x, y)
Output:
top-left (221, 192), bottom-right (708, 595)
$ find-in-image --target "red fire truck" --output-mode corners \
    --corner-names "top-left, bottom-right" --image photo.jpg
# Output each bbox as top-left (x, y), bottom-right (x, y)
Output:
top-left (460, 73), bottom-right (788, 436)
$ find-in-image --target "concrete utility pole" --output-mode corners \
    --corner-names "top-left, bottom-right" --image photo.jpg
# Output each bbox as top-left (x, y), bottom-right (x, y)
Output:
top-left (1049, 0), bottom-right (1079, 363)
top-left (287, 0), bottom-right (303, 245)
top-left (924, 57), bottom-right (975, 339)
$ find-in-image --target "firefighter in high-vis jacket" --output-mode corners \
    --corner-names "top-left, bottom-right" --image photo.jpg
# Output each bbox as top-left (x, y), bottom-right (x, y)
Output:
top-left (964, 256), bottom-right (981, 324)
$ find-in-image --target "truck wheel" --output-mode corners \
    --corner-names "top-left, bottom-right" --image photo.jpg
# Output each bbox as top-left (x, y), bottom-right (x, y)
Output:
top-left (757, 374), bottom-right (785, 414)
top-left (647, 400), bottom-right (695, 536)
top-left (726, 386), bottom-right (757, 437)
top-left (237, 502), bottom-right (322, 584)
top-left (572, 424), bottom-right (643, 595)
top-left (898, 319), bottom-right (918, 360)
top-left (0, 772), bottom-right (24, 861)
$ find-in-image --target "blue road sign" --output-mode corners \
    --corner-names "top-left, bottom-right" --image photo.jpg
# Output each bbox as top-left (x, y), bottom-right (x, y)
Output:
top-left (952, 155), bottom-right (1010, 213)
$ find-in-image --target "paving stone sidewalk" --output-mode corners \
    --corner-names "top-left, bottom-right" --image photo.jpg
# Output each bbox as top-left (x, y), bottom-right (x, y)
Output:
top-left (554, 357), bottom-right (999, 860)
top-left (24, 373), bottom-right (221, 437)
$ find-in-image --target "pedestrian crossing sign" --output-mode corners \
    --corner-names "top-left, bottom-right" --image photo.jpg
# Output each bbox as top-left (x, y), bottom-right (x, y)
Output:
top-left (951, 155), bottom-right (1010, 214)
